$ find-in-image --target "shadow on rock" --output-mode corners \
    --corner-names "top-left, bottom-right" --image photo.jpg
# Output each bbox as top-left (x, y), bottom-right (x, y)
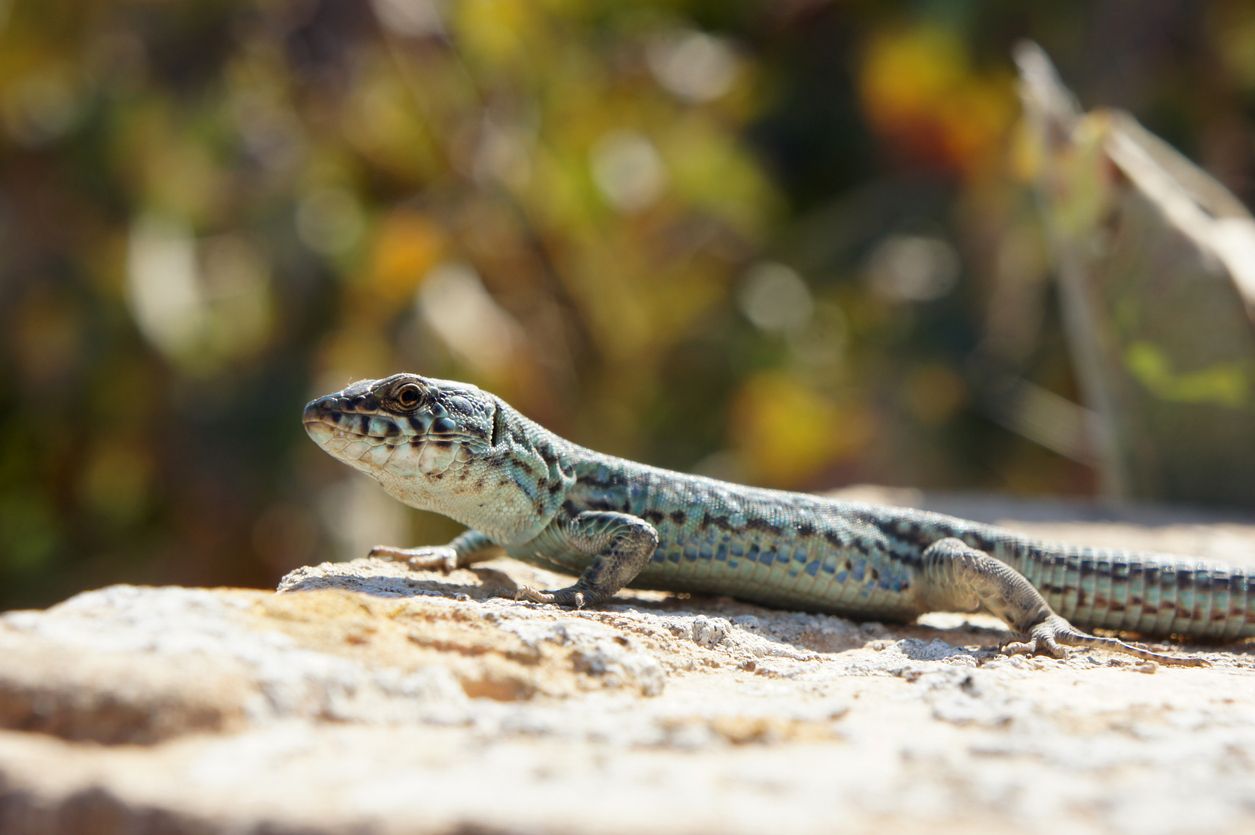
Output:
top-left (277, 560), bottom-right (492, 601)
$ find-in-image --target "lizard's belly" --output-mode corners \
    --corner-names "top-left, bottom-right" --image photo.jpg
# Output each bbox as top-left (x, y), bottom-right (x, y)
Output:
top-left (511, 529), bottom-right (923, 622)
top-left (634, 537), bottom-right (922, 620)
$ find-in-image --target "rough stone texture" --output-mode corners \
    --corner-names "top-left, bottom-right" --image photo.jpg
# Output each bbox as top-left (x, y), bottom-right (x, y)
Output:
top-left (1, 489), bottom-right (1253, 835)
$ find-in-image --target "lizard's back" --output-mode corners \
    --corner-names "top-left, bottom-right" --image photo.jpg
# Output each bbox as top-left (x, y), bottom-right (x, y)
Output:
top-left (513, 450), bottom-right (1255, 640)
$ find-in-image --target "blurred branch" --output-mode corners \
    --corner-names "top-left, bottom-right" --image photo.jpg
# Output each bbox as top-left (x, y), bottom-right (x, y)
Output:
top-left (371, 7), bottom-right (592, 385)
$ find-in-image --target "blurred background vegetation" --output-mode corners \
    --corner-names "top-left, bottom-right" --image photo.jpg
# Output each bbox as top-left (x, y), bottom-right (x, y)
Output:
top-left (3, 0), bottom-right (1255, 609)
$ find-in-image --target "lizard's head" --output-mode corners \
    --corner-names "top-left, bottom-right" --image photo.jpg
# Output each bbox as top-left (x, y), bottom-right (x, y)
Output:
top-left (303, 373), bottom-right (570, 543)
top-left (303, 373), bottom-right (500, 492)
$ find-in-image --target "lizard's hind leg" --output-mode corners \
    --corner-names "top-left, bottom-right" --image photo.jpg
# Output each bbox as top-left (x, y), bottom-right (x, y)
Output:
top-left (918, 538), bottom-right (1205, 667)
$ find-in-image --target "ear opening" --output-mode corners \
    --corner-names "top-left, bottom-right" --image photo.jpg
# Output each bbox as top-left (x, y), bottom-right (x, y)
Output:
top-left (490, 400), bottom-right (505, 447)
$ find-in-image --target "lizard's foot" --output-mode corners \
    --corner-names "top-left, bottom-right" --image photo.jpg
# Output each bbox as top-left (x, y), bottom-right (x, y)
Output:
top-left (514, 585), bottom-right (587, 609)
top-left (369, 545), bottom-right (459, 574)
top-left (1003, 614), bottom-right (1208, 667)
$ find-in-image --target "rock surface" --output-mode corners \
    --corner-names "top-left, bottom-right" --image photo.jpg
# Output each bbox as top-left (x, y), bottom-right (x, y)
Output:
top-left (1, 489), bottom-right (1254, 835)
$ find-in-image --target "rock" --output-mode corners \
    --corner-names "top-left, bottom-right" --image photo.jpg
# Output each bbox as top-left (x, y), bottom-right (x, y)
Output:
top-left (1018, 42), bottom-right (1255, 507)
top-left (1, 495), bottom-right (1253, 834)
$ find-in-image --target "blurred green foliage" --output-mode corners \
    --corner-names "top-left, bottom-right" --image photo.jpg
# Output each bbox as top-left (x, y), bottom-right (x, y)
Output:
top-left (2, 0), bottom-right (1255, 608)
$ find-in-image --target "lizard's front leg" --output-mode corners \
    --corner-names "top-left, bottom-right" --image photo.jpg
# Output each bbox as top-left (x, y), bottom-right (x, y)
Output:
top-left (514, 511), bottom-right (659, 608)
top-left (369, 530), bottom-right (504, 573)
top-left (919, 538), bottom-right (1205, 666)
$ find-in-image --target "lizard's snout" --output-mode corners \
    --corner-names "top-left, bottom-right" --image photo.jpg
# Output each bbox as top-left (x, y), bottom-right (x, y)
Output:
top-left (302, 395), bottom-right (342, 425)
top-left (303, 395), bottom-right (330, 419)
top-left (302, 396), bottom-right (348, 448)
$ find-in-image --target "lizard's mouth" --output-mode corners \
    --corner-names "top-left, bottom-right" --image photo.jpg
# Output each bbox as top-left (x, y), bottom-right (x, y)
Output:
top-left (302, 397), bottom-right (403, 454)
top-left (301, 414), bottom-right (393, 442)
top-left (301, 388), bottom-right (495, 483)
top-left (302, 397), bottom-right (484, 455)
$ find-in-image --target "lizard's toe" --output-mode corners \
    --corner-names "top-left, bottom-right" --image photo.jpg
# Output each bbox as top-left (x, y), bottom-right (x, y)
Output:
top-left (1001, 639), bottom-right (1034, 657)
top-left (1006, 614), bottom-right (1207, 666)
top-left (1001, 636), bottom-right (1064, 659)
top-left (370, 545), bottom-right (459, 573)
top-left (1002, 618), bottom-right (1069, 659)
top-left (1031, 623), bottom-right (1067, 658)
top-left (514, 586), bottom-right (588, 609)
top-left (514, 585), bottom-right (557, 605)
top-left (1035, 635), bottom-right (1066, 658)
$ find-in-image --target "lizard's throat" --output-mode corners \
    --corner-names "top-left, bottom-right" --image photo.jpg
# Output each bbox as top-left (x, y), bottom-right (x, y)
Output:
top-left (305, 408), bottom-right (565, 545)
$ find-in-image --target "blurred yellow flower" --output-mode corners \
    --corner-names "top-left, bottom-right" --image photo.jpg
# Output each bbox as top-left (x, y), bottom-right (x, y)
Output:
top-left (729, 372), bottom-right (871, 486)
top-left (364, 210), bottom-right (446, 303)
top-left (859, 27), bottom-right (1014, 174)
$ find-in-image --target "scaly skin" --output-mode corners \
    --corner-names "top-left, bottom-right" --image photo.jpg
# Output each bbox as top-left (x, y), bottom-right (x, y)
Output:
top-left (303, 374), bottom-right (1255, 666)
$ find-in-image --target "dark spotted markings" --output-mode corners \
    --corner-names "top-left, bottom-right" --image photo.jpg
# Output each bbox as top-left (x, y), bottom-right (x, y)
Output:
top-left (305, 375), bottom-right (1255, 658)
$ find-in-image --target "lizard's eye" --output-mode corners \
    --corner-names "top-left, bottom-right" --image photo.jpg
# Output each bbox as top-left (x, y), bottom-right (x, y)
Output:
top-left (394, 384), bottom-right (422, 409)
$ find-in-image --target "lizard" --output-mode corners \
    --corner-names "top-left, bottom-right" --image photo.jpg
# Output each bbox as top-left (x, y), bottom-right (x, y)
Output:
top-left (303, 373), bottom-right (1255, 666)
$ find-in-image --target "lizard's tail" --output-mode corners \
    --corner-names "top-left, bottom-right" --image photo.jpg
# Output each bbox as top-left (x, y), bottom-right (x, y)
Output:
top-left (994, 540), bottom-right (1255, 640)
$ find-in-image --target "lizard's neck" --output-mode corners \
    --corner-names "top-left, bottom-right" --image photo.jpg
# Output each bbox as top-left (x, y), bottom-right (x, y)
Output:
top-left (377, 400), bottom-right (578, 545)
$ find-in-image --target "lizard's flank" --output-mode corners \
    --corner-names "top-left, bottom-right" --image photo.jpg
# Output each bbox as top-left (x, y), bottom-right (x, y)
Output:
top-left (304, 373), bottom-right (1255, 666)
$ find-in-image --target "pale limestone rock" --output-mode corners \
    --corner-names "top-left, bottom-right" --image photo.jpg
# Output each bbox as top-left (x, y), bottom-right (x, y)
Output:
top-left (0, 492), bottom-right (1253, 835)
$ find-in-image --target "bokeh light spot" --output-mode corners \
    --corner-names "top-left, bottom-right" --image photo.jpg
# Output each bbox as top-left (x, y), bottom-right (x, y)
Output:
top-left (737, 262), bottom-right (814, 332)
top-left (647, 29), bottom-right (739, 103)
top-left (865, 235), bottom-right (960, 302)
top-left (591, 130), bottom-right (666, 213)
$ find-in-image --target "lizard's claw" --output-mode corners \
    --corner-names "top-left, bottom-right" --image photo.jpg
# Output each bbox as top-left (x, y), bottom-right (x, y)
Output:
top-left (1002, 618), bottom-right (1068, 659)
top-left (369, 545), bottom-right (459, 574)
top-left (514, 585), bottom-right (587, 609)
top-left (1002, 615), bottom-right (1209, 667)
